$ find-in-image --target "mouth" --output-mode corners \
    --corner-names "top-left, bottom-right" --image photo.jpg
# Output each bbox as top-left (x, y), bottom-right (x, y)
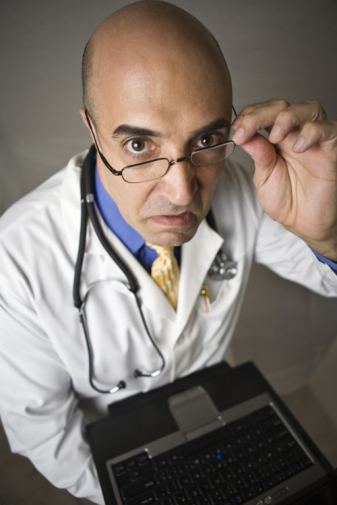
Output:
top-left (150, 211), bottom-right (195, 227)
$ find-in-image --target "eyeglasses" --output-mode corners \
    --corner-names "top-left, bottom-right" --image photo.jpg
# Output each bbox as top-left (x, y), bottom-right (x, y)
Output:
top-left (85, 109), bottom-right (236, 184)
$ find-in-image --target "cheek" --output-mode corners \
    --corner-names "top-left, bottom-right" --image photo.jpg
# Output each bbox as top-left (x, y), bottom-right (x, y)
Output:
top-left (106, 176), bottom-right (153, 221)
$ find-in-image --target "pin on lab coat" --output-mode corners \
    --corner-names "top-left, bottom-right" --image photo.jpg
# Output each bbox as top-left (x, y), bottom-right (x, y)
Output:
top-left (0, 151), bottom-right (336, 504)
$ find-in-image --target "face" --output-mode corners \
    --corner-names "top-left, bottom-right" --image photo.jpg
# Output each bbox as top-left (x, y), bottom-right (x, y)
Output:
top-left (81, 32), bottom-right (232, 246)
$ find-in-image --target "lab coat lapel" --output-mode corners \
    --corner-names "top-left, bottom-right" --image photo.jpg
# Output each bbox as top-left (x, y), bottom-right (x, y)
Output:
top-left (175, 219), bottom-right (224, 337)
top-left (97, 220), bottom-right (176, 321)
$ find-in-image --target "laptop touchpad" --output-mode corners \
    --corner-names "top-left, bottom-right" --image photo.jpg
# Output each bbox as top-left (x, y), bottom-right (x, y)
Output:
top-left (168, 386), bottom-right (224, 441)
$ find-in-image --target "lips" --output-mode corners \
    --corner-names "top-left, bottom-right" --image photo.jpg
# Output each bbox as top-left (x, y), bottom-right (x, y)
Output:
top-left (150, 211), bottom-right (194, 227)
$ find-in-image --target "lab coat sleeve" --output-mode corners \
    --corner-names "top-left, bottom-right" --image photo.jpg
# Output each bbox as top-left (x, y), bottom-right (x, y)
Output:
top-left (0, 282), bottom-right (104, 505)
top-left (253, 210), bottom-right (337, 297)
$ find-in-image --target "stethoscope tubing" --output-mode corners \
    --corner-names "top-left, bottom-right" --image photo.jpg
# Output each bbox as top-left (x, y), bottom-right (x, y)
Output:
top-left (73, 145), bottom-right (165, 394)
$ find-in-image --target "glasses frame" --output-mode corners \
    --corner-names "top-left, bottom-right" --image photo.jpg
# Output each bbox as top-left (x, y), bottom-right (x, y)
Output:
top-left (85, 109), bottom-right (236, 184)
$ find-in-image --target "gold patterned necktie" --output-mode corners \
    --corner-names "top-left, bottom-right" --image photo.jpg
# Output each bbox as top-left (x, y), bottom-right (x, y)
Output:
top-left (146, 242), bottom-right (180, 311)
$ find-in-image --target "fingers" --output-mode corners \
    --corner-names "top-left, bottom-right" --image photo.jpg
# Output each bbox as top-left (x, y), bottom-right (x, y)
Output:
top-left (232, 99), bottom-right (326, 148)
top-left (292, 119), bottom-right (337, 153)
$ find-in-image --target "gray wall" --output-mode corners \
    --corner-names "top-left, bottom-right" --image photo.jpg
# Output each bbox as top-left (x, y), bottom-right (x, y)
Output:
top-left (1, 0), bottom-right (337, 394)
top-left (1, 0), bottom-right (337, 211)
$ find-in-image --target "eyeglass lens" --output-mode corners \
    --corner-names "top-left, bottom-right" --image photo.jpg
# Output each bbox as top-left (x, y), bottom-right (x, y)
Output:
top-left (122, 142), bottom-right (235, 183)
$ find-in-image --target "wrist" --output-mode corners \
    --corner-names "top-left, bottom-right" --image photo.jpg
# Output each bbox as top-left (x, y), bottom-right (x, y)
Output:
top-left (306, 239), bottom-right (337, 263)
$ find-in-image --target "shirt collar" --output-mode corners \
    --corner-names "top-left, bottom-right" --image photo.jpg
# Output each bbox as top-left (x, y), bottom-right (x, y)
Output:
top-left (95, 165), bottom-right (145, 254)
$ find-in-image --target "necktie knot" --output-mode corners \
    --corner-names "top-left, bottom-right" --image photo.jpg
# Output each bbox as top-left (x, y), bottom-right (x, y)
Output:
top-left (146, 244), bottom-right (174, 258)
top-left (146, 242), bottom-right (180, 310)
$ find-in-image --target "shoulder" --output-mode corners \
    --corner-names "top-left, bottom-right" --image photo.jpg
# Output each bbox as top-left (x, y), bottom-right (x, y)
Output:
top-left (0, 151), bottom-right (87, 295)
top-left (0, 151), bottom-right (87, 240)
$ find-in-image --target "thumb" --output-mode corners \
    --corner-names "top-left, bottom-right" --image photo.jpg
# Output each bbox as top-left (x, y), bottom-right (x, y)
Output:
top-left (239, 133), bottom-right (278, 184)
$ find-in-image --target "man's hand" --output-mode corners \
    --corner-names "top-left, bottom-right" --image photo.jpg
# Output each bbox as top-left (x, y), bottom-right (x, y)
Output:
top-left (232, 99), bottom-right (337, 261)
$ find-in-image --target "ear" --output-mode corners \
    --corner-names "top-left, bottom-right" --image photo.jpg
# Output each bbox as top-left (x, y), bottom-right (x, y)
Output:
top-left (79, 107), bottom-right (100, 147)
top-left (80, 107), bottom-right (91, 130)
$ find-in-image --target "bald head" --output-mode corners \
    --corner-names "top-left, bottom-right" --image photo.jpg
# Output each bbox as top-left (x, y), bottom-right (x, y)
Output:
top-left (82, 0), bottom-right (232, 125)
top-left (80, 1), bottom-right (234, 246)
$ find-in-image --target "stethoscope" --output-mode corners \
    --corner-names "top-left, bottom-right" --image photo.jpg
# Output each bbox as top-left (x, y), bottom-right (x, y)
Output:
top-left (73, 144), bottom-right (237, 394)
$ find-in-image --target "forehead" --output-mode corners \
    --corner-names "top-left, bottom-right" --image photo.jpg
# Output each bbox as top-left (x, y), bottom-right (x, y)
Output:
top-left (93, 31), bottom-right (231, 135)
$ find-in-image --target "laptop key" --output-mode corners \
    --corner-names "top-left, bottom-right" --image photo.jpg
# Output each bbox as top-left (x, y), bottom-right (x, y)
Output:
top-left (290, 462), bottom-right (302, 475)
top-left (198, 479), bottom-right (211, 494)
top-left (153, 455), bottom-right (169, 469)
top-left (155, 485), bottom-right (168, 499)
top-left (168, 451), bottom-right (180, 463)
top-left (262, 476), bottom-right (276, 490)
top-left (282, 436), bottom-right (297, 450)
top-left (129, 469), bottom-right (141, 481)
top-left (231, 494), bottom-right (245, 505)
top-left (299, 457), bottom-right (313, 469)
top-left (121, 476), bottom-right (157, 500)
top-left (113, 462), bottom-right (127, 476)
top-left (166, 480), bottom-right (180, 493)
top-left (200, 462), bottom-right (214, 476)
top-left (178, 460), bottom-right (191, 472)
top-left (259, 417), bottom-right (282, 434)
top-left (137, 453), bottom-right (150, 466)
top-left (173, 490), bottom-right (189, 504)
top-left (186, 484), bottom-right (200, 498)
top-left (290, 446), bottom-right (307, 461)
top-left (190, 469), bottom-right (204, 481)
top-left (125, 490), bottom-right (156, 505)
top-left (126, 459), bottom-right (138, 471)
top-left (209, 489), bottom-right (225, 502)
top-left (140, 463), bottom-right (154, 477)
top-left (166, 464), bottom-right (180, 478)
top-left (199, 496), bottom-right (212, 505)
top-left (156, 470), bottom-right (168, 483)
top-left (160, 497), bottom-right (175, 505)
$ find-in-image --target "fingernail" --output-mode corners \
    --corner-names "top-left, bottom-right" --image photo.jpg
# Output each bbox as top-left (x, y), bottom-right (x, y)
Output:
top-left (270, 125), bottom-right (281, 141)
top-left (232, 127), bottom-right (244, 142)
top-left (293, 137), bottom-right (305, 151)
top-left (231, 115), bottom-right (243, 130)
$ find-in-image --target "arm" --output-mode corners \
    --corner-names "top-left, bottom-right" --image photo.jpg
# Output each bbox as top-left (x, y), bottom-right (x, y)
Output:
top-left (0, 284), bottom-right (104, 505)
top-left (232, 99), bottom-right (337, 261)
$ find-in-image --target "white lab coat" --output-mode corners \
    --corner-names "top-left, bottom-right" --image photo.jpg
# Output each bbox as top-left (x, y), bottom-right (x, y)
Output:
top-left (0, 151), bottom-right (336, 504)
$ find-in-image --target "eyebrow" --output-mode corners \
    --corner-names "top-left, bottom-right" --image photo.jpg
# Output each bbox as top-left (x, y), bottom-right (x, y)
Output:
top-left (112, 125), bottom-right (163, 138)
top-left (111, 117), bottom-right (230, 140)
top-left (191, 118), bottom-right (230, 137)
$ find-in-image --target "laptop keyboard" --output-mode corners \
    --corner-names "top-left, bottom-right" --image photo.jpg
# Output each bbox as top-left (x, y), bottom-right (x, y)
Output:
top-left (111, 405), bottom-right (313, 505)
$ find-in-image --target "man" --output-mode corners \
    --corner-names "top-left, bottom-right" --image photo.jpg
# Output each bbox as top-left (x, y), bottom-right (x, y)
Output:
top-left (0, 1), bottom-right (336, 504)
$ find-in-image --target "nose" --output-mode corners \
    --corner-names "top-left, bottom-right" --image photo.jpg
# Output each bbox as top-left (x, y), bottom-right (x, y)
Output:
top-left (162, 158), bottom-right (198, 207)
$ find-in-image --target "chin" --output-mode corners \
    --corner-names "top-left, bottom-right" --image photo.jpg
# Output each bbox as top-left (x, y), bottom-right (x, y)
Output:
top-left (148, 227), bottom-right (199, 247)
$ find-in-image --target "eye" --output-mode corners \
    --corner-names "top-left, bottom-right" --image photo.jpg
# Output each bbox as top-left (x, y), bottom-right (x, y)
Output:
top-left (127, 138), bottom-right (147, 153)
top-left (196, 133), bottom-right (222, 149)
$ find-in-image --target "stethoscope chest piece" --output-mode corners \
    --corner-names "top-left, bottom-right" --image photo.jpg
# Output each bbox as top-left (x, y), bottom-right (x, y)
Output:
top-left (208, 251), bottom-right (238, 280)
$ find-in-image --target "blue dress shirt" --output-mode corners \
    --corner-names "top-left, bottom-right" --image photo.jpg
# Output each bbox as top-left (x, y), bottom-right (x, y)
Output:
top-left (95, 166), bottom-right (180, 275)
top-left (95, 166), bottom-right (336, 275)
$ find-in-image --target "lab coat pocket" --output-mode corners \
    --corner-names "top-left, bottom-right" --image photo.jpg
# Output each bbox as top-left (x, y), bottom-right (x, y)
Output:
top-left (195, 255), bottom-right (246, 348)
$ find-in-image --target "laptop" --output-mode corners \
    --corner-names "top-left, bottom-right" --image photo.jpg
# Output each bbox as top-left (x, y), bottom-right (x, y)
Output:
top-left (86, 361), bottom-right (337, 505)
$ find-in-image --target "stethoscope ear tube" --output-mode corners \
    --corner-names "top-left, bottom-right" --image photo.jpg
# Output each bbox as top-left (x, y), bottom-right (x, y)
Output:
top-left (73, 145), bottom-right (94, 309)
top-left (82, 145), bottom-right (139, 293)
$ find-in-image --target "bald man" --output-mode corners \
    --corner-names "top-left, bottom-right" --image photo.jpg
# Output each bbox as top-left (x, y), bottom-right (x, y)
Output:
top-left (0, 1), bottom-right (337, 504)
